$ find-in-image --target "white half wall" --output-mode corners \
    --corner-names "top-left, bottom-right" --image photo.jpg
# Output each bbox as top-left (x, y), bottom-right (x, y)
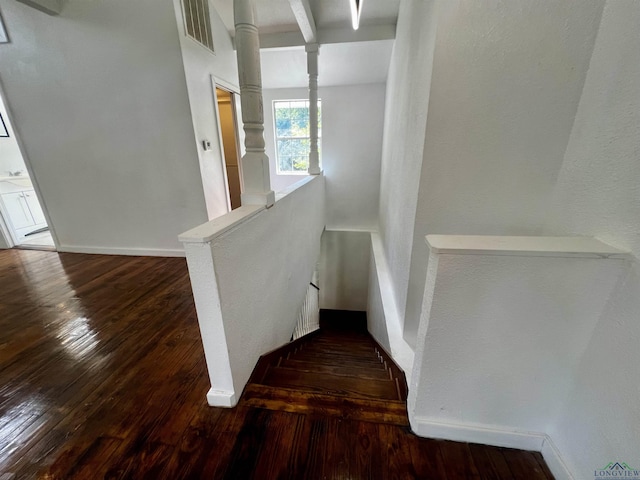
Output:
top-left (0, 0), bottom-right (209, 254)
top-left (401, 0), bottom-right (604, 348)
top-left (180, 175), bottom-right (325, 405)
top-left (542, 1), bottom-right (640, 477)
top-left (367, 232), bottom-right (415, 382)
top-left (409, 236), bottom-right (628, 466)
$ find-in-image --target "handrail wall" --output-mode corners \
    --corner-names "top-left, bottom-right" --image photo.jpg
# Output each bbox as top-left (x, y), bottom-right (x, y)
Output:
top-left (180, 174), bottom-right (325, 406)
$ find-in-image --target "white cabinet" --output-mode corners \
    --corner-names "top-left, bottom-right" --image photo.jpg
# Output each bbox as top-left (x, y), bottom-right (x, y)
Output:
top-left (0, 179), bottom-right (48, 242)
top-left (24, 191), bottom-right (46, 225)
top-left (2, 192), bottom-right (34, 230)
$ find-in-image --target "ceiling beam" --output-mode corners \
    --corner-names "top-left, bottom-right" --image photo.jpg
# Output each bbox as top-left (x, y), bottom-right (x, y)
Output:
top-left (288, 0), bottom-right (317, 44)
top-left (258, 24), bottom-right (396, 50)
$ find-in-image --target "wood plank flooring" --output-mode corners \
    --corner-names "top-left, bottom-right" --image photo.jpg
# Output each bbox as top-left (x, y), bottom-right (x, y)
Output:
top-left (0, 249), bottom-right (554, 479)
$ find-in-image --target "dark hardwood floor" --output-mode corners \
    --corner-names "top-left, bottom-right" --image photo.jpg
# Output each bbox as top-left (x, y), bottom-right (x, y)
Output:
top-left (0, 249), bottom-right (554, 479)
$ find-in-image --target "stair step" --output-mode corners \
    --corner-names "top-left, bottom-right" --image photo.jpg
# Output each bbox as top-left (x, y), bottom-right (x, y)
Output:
top-left (289, 350), bottom-right (386, 367)
top-left (280, 358), bottom-right (392, 380)
top-left (261, 366), bottom-right (401, 401)
top-left (298, 345), bottom-right (379, 359)
top-left (301, 341), bottom-right (378, 353)
top-left (241, 383), bottom-right (409, 426)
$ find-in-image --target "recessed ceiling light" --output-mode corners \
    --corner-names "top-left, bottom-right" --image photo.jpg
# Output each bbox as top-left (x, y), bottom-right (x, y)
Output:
top-left (350, 0), bottom-right (362, 30)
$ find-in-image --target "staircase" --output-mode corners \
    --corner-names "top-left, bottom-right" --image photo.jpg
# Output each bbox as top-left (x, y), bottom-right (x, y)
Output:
top-left (240, 311), bottom-right (409, 426)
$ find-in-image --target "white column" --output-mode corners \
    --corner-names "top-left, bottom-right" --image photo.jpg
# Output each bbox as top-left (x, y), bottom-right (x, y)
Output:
top-left (234, 0), bottom-right (275, 207)
top-left (306, 43), bottom-right (321, 175)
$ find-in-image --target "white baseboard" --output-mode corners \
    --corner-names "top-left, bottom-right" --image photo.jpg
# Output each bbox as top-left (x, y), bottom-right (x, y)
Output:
top-left (542, 436), bottom-right (574, 480)
top-left (206, 388), bottom-right (237, 408)
top-left (57, 244), bottom-right (185, 257)
top-left (410, 415), bottom-right (546, 451)
top-left (411, 416), bottom-right (577, 478)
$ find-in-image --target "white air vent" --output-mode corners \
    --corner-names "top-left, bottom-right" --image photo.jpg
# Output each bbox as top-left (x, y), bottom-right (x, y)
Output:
top-left (182, 0), bottom-right (214, 53)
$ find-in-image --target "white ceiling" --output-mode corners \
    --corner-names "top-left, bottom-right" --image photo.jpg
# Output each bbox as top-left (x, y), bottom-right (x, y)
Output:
top-left (211, 0), bottom-right (400, 37)
top-left (260, 40), bottom-right (394, 89)
top-left (210, 0), bottom-right (399, 89)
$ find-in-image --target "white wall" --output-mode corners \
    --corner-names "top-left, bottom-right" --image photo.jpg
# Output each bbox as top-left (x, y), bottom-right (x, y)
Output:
top-left (263, 84), bottom-right (384, 230)
top-left (319, 230), bottom-right (370, 311)
top-left (260, 41), bottom-right (393, 90)
top-left (322, 84), bottom-right (384, 231)
top-left (0, 94), bottom-right (26, 175)
top-left (409, 247), bottom-right (626, 455)
top-left (263, 84), bottom-right (385, 312)
top-left (401, 0), bottom-right (604, 347)
top-left (181, 175), bottom-right (325, 406)
top-left (543, 1), bottom-right (640, 476)
top-left (377, 0), bottom-right (438, 330)
top-left (172, 0), bottom-right (239, 221)
top-left (0, 0), bottom-right (209, 255)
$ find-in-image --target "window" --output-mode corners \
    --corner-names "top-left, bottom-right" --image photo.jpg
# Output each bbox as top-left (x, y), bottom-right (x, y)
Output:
top-left (273, 99), bottom-right (321, 174)
top-left (182, 0), bottom-right (214, 53)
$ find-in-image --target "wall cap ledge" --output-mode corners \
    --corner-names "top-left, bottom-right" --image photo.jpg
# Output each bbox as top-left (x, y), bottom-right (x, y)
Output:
top-left (425, 235), bottom-right (629, 259)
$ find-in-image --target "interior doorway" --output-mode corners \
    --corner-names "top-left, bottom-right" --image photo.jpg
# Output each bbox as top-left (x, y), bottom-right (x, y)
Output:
top-left (0, 89), bottom-right (55, 251)
top-left (214, 86), bottom-right (243, 211)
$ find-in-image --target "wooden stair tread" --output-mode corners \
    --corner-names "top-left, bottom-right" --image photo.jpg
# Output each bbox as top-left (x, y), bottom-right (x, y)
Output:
top-left (290, 350), bottom-right (385, 366)
top-left (282, 355), bottom-right (387, 373)
top-left (261, 366), bottom-right (401, 401)
top-left (280, 358), bottom-right (392, 380)
top-left (240, 384), bottom-right (409, 426)
top-left (295, 347), bottom-right (382, 362)
top-left (299, 343), bottom-right (378, 355)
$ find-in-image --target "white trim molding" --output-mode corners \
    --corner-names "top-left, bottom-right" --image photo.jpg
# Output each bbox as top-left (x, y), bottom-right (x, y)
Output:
top-left (541, 436), bottom-right (575, 480)
top-left (410, 416), bottom-right (546, 452)
top-left (57, 245), bottom-right (186, 257)
top-left (409, 416), bottom-right (575, 480)
top-left (206, 388), bottom-right (237, 408)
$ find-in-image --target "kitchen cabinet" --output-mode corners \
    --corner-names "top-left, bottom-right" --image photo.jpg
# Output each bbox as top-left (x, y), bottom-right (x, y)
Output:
top-left (0, 178), bottom-right (47, 242)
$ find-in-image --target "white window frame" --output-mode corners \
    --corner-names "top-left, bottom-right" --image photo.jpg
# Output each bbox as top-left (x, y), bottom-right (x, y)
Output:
top-left (272, 99), bottom-right (321, 175)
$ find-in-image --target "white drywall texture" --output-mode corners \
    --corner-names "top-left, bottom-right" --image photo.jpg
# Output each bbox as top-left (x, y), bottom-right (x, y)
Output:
top-left (377, 0), bottom-right (438, 329)
top-left (262, 85), bottom-right (384, 230)
top-left (0, 95), bottom-right (26, 175)
top-left (409, 250), bottom-right (626, 447)
top-left (260, 41), bottom-right (393, 90)
top-left (319, 230), bottom-right (370, 312)
top-left (321, 84), bottom-right (384, 231)
top-left (0, 0), bottom-right (209, 255)
top-left (184, 175), bottom-right (325, 403)
top-left (401, 0), bottom-right (604, 347)
top-left (172, 0), bottom-right (238, 221)
top-left (542, 2), bottom-right (640, 476)
top-left (367, 232), bottom-right (415, 380)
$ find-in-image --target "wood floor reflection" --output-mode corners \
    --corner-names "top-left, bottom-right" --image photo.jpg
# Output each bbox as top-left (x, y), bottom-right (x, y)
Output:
top-left (0, 249), bottom-right (554, 479)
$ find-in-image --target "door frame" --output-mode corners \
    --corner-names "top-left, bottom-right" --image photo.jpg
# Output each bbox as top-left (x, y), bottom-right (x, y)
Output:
top-left (211, 76), bottom-right (244, 212)
top-left (0, 81), bottom-right (59, 250)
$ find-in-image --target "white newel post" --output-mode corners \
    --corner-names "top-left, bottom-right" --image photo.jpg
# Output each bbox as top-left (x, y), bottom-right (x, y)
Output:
top-left (306, 44), bottom-right (321, 175)
top-left (234, 0), bottom-right (275, 207)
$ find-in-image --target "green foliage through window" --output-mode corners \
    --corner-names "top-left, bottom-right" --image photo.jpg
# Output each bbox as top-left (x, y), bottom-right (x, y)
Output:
top-left (273, 100), bottom-right (321, 174)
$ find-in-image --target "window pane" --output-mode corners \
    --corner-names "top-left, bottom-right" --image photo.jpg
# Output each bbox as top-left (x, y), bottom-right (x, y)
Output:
top-left (275, 103), bottom-right (293, 137)
top-left (293, 156), bottom-right (308, 171)
top-left (290, 106), bottom-right (309, 136)
top-left (279, 156), bottom-right (293, 172)
top-left (273, 99), bottom-right (321, 174)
